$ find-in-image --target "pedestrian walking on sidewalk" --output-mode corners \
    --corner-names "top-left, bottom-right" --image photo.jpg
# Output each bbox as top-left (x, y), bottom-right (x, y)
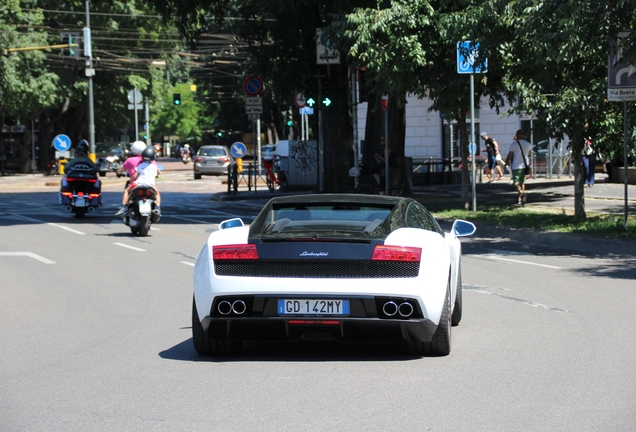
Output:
top-left (505, 129), bottom-right (533, 206)
top-left (480, 132), bottom-right (504, 182)
top-left (582, 127), bottom-right (595, 188)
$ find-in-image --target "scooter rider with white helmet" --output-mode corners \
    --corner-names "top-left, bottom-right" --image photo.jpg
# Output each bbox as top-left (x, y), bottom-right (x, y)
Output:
top-left (116, 141), bottom-right (155, 215)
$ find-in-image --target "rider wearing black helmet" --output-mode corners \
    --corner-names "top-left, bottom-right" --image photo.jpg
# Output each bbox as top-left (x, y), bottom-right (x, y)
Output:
top-left (63, 139), bottom-right (99, 175)
top-left (117, 144), bottom-right (161, 215)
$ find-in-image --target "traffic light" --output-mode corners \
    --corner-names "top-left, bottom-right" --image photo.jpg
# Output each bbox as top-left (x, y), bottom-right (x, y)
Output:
top-left (286, 110), bottom-right (293, 126)
top-left (321, 78), bottom-right (331, 96)
top-left (304, 78), bottom-right (317, 98)
top-left (358, 69), bottom-right (370, 102)
top-left (173, 93), bottom-right (181, 105)
top-left (60, 32), bottom-right (82, 58)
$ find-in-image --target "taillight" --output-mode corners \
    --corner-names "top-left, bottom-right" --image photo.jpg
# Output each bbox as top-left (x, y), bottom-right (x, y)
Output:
top-left (66, 178), bottom-right (97, 183)
top-left (371, 245), bottom-right (421, 262)
top-left (219, 156), bottom-right (230, 163)
top-left (213, 244), bottom-right (259, 260)
top-left (62, 192), bottom-right (73, 198)
top-left (89, 193), bottom-right (100, 198)
top-left (194, 156), bottom-right (204, 163)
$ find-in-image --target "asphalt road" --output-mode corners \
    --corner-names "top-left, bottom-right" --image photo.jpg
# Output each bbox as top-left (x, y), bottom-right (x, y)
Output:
top-left (1, 166), bottom-right (635, 431)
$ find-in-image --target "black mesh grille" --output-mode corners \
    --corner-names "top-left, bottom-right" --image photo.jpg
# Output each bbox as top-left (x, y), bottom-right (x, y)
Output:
top-left (214, 260), bottom-right (419, 278)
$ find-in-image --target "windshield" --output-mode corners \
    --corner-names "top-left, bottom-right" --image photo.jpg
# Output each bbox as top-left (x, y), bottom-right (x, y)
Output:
top-left (260, 204), bottom-right (392, 239)
top-left (199, 148), bottom-right (227, 156)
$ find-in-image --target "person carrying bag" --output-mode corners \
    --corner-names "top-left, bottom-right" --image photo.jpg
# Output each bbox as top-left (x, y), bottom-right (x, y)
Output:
top-left (505, 130), bottom-right (533, 206)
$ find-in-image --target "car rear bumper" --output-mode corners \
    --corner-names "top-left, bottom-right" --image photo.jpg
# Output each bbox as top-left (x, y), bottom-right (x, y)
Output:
top-left (194, 163), bottom-right (229, 175)
top-left (201, 316), bottom-right (437, 343)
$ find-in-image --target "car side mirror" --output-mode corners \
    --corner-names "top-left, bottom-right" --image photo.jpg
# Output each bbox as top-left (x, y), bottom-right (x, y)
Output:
top-left (451, 219), bottom-right (476, 237)
top-left (219, 218), bottom-right (244, 230)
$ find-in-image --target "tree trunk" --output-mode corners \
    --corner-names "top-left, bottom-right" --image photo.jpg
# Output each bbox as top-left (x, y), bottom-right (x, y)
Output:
top-left (570, 131), bottom-right (586, 221)
top-left (322, 63), bottom-right (353, 193)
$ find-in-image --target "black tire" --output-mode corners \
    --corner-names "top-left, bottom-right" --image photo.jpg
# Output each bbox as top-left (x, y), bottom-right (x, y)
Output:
top-left (430, 282), bottom-right (452, 356)
top-left (266, 177), bottom-right (275, 192)
top-left (191, 298), bottom-right (243, 356)
top-left (194, 172), bottom-right (202, 180)
top-left (138, 216), bottom-right (150, 236)
top-left (192, 298), bottom-right (212, 355)
top-left (130, 227), bottom-right (140, 235)
top-left (451, 261), bottom-right (463, 326)
top-left (75, 207), bottom-right (86, 218)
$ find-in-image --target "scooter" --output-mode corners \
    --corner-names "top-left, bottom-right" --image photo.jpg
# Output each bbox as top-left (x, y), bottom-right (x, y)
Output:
top-left (59, 166), bottom-right (102, 218)
top-left (121, 185), bottom-right (160, 236)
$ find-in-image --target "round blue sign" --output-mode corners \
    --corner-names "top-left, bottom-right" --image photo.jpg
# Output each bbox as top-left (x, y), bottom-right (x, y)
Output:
top-left (53, 134), bottom-right (72, 152)
top-left (243, 76), bottom-right (264, 96)
top-left (231, 142), bottom-right (247, 159)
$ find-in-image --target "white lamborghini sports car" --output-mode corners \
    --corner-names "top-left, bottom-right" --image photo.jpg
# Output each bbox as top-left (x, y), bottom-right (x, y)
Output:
top-left (193, 194), bottom-right (475, 356)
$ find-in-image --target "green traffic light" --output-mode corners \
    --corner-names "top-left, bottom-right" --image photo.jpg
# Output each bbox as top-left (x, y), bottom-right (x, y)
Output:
top-left (286, 120), bottom-right (293, 126)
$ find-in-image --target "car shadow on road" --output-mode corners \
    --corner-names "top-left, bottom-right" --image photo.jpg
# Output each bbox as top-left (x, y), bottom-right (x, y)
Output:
top-left (159, 338), bottom-right (429, 362)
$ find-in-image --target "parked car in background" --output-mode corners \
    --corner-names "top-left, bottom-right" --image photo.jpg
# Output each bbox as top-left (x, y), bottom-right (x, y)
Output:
top-left (95, 142), bottom-right (130, 176)
top-left (193, 145), bottom-right (231, 179)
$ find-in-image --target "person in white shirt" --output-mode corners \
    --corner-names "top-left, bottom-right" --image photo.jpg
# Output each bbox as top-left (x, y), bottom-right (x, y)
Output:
top-left (117, 146), bottom-right (161, 215)
top-left (505, 129), bottom-right (533, 206)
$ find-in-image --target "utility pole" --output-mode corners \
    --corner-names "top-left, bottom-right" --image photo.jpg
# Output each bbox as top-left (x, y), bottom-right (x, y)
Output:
top-left (85, 1), bottom-right (96, 161)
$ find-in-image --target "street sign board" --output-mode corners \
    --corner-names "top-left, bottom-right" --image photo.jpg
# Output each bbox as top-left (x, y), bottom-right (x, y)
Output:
top-left (457, 41), bottom-right (488, 74)
top-left (128, 104), bottom-right (143, 110)
top-left (53, 134), bottom-right (71, 152)
top-left (245, 106), bottom-right (263, 114)
top-left (381, 95), bottom-right (388, 111)
top-left (246, 97), bottom-right (262, 106)
top-left (316, 28), bottom-right (340, 65)
top-left (294, 92), bottom-right (307, 108)
top-left (299, 107), bottom-right (314, 115)
top-left (127, 89), bottom-right (143, 104)
top-left (608, 31), bottom-right (636, 101)
top-left (230, 142), bottom-right (247, 159)
top-left (243, 76), bottom-right (264, 96)
top-left (248, 114), bottom-right (260, 121)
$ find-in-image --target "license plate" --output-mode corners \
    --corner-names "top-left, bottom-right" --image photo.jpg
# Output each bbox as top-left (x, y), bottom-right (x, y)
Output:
top-left (75, 197), bottom-right (86, 207)
top-left (138, 200), bottom-right (152, 215)
top-left (278, 299), bottom-right (349, 316)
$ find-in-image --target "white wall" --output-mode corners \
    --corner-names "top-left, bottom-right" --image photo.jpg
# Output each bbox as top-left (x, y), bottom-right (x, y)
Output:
top-left (356, 94), bottom-right (524, 159)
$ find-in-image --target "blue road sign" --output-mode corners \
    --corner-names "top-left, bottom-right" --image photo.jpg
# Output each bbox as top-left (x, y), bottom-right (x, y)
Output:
top-left (299, 107), bottom-right (314, 115)
top-left (457, 41), bottom-right (487, 74)
top-left (231, 142), bottom-right (247, 159)
top-left (53, 134), bottom-right (72, 152)
top-left (243, 76), bottom-right (264, 96)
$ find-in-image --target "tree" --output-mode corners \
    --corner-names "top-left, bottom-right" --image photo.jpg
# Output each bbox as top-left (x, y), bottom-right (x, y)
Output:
top-left (498, 0), bottom-right (636, 220)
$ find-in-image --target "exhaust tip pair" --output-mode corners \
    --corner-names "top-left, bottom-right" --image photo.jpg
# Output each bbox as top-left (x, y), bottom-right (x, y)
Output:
top-left (382, 301), bottom-right (414, 318)
top-left (218, 300), bottom-right (247, 315)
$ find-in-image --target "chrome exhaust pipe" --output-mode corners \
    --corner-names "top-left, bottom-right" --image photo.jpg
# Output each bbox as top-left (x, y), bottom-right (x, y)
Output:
top-left (217, 300), bottom-right (232, 315)
top-left (64, 205), bottom-right (73, 213)
top-left (382, 301), bottom-right (398, 317)
top-left (232, 300), bottom-right (246, 315)
top-left (398, 302), bottom-right (414, 318)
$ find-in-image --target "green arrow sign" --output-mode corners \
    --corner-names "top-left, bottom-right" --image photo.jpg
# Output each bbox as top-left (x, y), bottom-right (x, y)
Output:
top-left (306, 97), bottom-right (316, 107)
top-left (323, 97), bottom-right (332, 107)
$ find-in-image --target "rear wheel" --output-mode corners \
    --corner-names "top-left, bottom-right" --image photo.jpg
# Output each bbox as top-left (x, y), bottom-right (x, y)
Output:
top-left (194, 172), bottom-right (202, 180)
top-left (266, 177), bottom-right (275, 192)
top-left (191, 298), bottom-right (243, 356)
top-left (430, 282), bottom-right (452, 356)
top-left (138, 216), bottom-right (149, 236)
top-left (451, 262), bottom-right (463, 326)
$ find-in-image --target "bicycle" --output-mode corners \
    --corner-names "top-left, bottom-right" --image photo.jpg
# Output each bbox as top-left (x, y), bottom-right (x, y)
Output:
top-left (263, 157), bottom-right (287, 192)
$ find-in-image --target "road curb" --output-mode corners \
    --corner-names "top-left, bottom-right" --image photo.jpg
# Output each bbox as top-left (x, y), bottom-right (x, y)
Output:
top-left (438, 218), bottom-right (636, 256)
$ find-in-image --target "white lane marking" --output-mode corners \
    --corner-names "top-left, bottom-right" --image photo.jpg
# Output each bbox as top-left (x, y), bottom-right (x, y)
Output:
top-left (483, 254), bottom-right (563, 269)
top-left (113, 242), bottom-right (146, 252)
top-left (180, 261), bottom-right (195, 267)
top-left (0, 252), bottom-right (56, 264)
top-left (464, 285), bottom-right (570, 313)
top-left (47, 223), bottom-right (86, 235)
top-left (8, 213), bottom-right (44, 223)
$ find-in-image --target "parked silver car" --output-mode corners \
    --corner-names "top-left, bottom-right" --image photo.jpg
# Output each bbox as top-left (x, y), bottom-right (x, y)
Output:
top-left (193, 145), bottom-right (231, 179)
